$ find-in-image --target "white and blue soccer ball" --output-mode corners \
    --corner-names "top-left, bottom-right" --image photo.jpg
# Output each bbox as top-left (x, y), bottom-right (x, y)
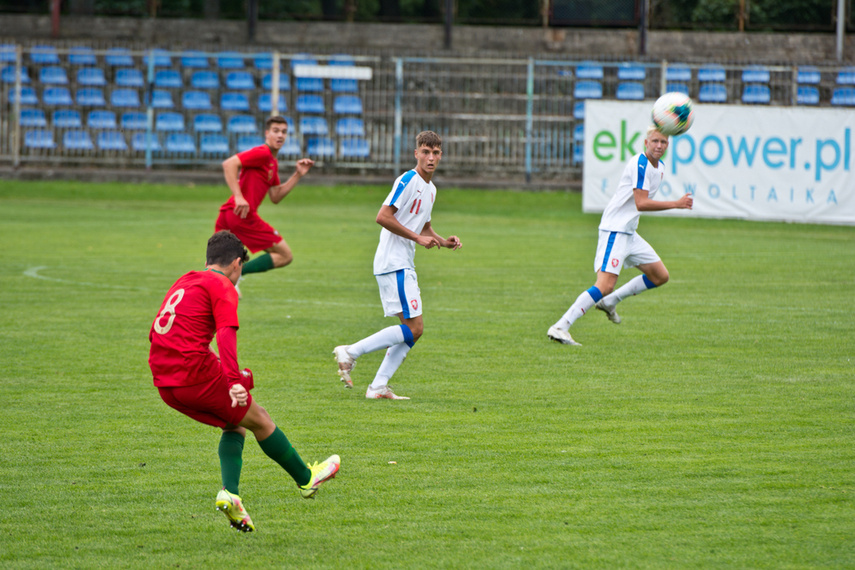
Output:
top-left (651, 92), bottom-right (695, 136)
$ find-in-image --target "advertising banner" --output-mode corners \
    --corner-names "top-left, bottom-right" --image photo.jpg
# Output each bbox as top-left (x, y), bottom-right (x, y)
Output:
top-left (582, 100), bottom-right (855, 225)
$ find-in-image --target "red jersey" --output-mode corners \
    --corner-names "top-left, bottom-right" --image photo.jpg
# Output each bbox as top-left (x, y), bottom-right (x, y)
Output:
top-left (219, 145), bottom-right (281, 215)
top-left (149, 269), bottom-right (239, 388)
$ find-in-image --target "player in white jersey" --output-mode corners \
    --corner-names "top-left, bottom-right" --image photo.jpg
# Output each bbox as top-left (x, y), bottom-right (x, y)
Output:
top-left (547, 127), bottom-right (693, 346)
top-left (333, 131), bottom-right (462, 399)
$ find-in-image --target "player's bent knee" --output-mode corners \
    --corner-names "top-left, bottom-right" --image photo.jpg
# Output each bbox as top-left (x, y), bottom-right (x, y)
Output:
top-left (240, 401), bottom-right (275, 436)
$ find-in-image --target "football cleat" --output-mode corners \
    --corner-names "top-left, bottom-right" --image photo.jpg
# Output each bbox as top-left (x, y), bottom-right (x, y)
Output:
top-left (365, 386), bottom-right (410, 400)
top-left (215, 489), bottom-right (255, 532)
top-left (300, 454), bottom-right (341, 498)
top-left (333, 345), bottom-right (355, 388)
top-left (547, 325), bottom-right (581, 346)
top-left (595, 301), bottom-right (621, 324)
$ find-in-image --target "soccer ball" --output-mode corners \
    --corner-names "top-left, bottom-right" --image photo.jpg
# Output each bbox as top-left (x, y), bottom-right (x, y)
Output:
top-left (651, 92), bottom-right (695, 136)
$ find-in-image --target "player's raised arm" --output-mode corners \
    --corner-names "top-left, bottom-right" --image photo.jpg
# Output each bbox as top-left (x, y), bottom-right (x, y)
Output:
top-left (269, 158), bottom-right (315, 204)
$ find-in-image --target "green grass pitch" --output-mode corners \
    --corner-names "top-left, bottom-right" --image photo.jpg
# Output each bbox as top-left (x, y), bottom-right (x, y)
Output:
top-left (1, 179), bottom-right (853, 568)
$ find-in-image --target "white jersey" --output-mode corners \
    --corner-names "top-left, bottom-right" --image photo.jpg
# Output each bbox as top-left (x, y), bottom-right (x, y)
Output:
top-left (598, 153), bottom-right (665, 234)
top-left (373, 169), bottom-right (436, 275)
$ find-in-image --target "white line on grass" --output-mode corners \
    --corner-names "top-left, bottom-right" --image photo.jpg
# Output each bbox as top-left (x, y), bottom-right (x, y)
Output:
top-left (23, 266), bottom-right (152, 292)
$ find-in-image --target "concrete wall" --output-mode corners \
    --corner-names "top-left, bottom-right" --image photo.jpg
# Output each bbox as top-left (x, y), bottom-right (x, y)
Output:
top-left (0, 14), bottom-right (851, 63)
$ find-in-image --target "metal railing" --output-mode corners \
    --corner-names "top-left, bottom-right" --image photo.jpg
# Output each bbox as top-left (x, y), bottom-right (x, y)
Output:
top-left (1, 45), bottom-right (853, 182)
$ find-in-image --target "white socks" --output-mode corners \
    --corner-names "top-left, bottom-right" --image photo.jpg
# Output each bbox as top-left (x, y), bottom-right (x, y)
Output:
top-left (555, 287), bottom-right (601, 330)
top-left (347, 325), bottom-right (406, 359)
top-left (601, 275), bottom-right (655, 307)
top-left (369, 343), bottom-right (412, 390)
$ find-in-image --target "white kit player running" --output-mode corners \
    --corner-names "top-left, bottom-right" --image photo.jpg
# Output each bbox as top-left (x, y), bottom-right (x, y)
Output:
top-left (548, 126), bottom-right (693, 346)
top-left (333, 131), bottom-right (462, 400)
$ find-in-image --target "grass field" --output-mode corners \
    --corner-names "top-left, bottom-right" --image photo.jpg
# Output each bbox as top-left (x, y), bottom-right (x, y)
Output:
top-left (1, 178), bottom-right (853, 568)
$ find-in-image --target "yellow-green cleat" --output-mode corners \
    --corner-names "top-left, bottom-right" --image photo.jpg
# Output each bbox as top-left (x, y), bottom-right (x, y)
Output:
top-left (300, 454), bottom-right (341, 499)
top-left (215, 489), bottom-right (255, 532)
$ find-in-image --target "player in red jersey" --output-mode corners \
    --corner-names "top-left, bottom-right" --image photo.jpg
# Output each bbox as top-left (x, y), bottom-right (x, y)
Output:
top-left (214, 115), bottom-right (315, 286)
top-left (149, 230), bottom-right (339, 532)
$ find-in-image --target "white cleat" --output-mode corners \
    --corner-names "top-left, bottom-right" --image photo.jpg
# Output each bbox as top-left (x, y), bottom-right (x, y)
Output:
top-left (595, 301), bottom-right (621, 324)
top-left (366, 386), bottom-right (410, 400)
top-left (333, 345), bottom-right (355, 388)
top-left (547, 325), bottom-right (581, 346)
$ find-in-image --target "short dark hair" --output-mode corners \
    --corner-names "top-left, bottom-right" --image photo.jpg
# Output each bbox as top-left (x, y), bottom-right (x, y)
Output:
top-left (416, 130), bottom-right (442, 149)
top-left (265, 115), bottom-right (288, 132)
top-left (207, 231), bottom-right (249, 267)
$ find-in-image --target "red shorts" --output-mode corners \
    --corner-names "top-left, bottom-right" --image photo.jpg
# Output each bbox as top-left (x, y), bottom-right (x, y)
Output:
top-left (215, 209), bottom-right (283, 254)
top-left (158, 369), bottom-right (254, 429)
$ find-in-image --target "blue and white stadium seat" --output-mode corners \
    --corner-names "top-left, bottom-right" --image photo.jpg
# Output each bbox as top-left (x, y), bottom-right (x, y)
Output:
top-left (39, 66), bottom-right (68, 84)
top-left (796, 86), bottom-right (819, 105)
top-left (336, 118), bottom-right (365, 137)
top-left (43, 87), bottom-right (73, 106)
top-left (111, 89), bottom-right (141, 108)
top-left (63, 130), bottom-right (94, 150)
top-left (87, 110), bottom-right (117, 129)
top-left (154, 69), bottom-right (183, 89)
top-left (156, 112), bottom-right (185, 131)
top-left (165, 133), bottom-right (196, 153)
top-left (200, 135), bottom-right (230, 154)
top-left (221, 92), bottom-right (250, 111)
top-left (262, 73), bottom-right (290, 90)
top-left (53, 109), bottom-right (82, 128)
top-left (2, 65), bottom-right (30, 83)
top-left (617, 62), bottom-right (645, 81)
top-left (334, 95), bottom-right (363, 114)
top-left (227, 115), bottom-right (258, 134)
top-left (25, 129), bottom-right (56, 149)
top-left (296, 94), bottom-right (325, 114)
top-left (616, 82), bottom-right (644, 100)
top-left (194, 114), bottom-right (223, 133)
top-left (131, 133), bottom-right (162, 152)
top-left (574, 81), bottom-right (602, 100)
top-left (77, 67), bottom-right (106, 86)
top-left (698, 64), bottom-right (726, 83)
top-left (300, 116), bottom-right (329, 136)
top-left (698, 83), bottom-right (727, 103)
top-left (77, 88), bottom-right (106, 107)
top-left (192, 71), bottom-right (220, 89)
top-left (742, 84), bottom-right (770, 104)
top-left (306, 137), bottom-right (335, 158)
top-left (340, 138), bottom-right (370, 158)
top-left (30, 45), bottom-right (60, 65)
top-left (97, 131), bottom-right (128, 151)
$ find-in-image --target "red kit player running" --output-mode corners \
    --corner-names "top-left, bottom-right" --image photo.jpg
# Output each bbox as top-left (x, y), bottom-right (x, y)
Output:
top-left (214, 115), bottom-right (315, 291)
top-left (148, 230), bottom-right (339, 532)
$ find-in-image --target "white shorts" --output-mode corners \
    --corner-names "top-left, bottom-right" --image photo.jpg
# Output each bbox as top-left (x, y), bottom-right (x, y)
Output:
top-left (375, 268), bottom-right (422, 319)
top-left (594, 230), bottom-right (660, 275)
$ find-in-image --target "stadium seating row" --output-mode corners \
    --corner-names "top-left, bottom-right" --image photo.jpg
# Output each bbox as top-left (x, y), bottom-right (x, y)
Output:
top-left (7, 86), bottom-right (362, 114)
top-left (571, 61), bottom-right (855, 85)
top-left (17, 108), bottom-right (365, 136)
top-left (567, 61), bottom-right (855, 105)
top-left (22, 128), bottom-right (369, 158)
top-left (1, 65), bottom-right (360, 94)
top-left (572, 80), bottom-right (854, 106)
